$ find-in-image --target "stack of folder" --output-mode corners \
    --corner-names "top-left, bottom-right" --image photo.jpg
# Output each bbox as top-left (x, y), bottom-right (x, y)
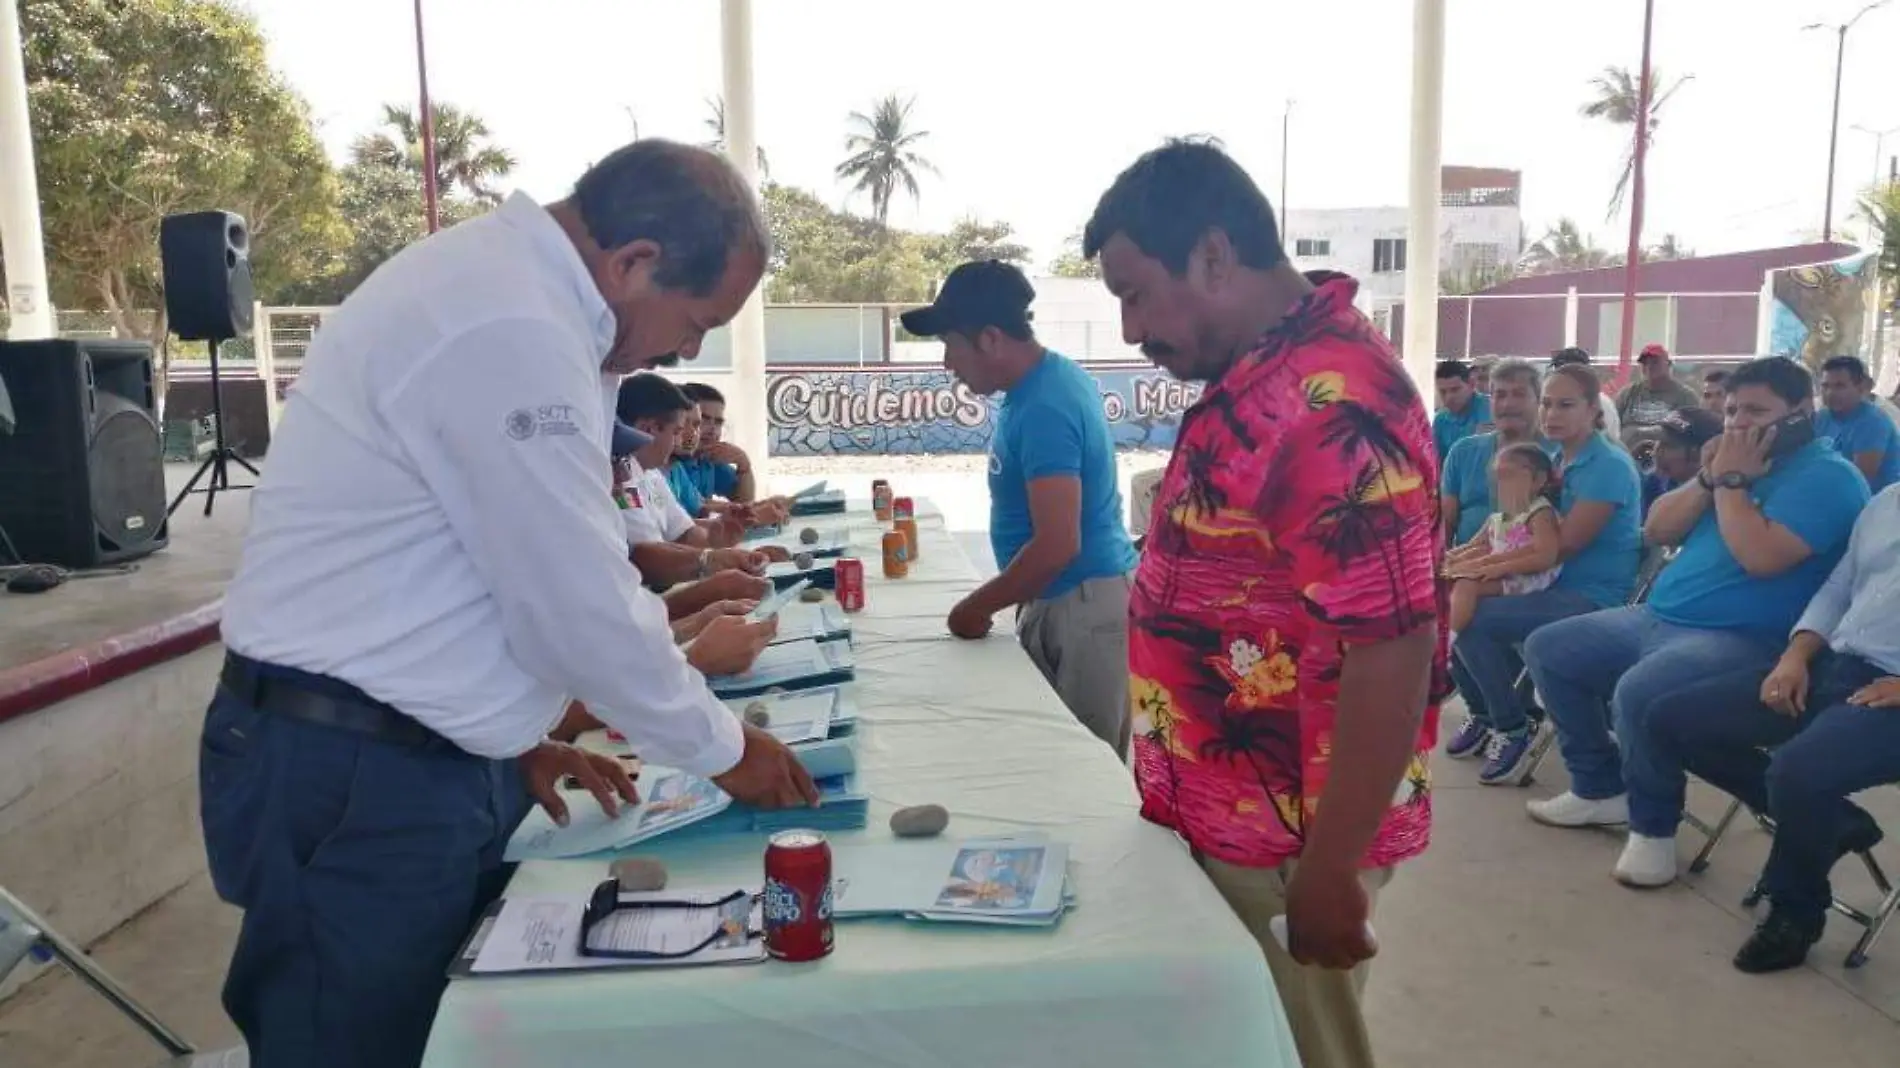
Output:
top-left (828, 835), bottom-right (1077, 929)
top-left (708, 638), bottom-right (854, 698)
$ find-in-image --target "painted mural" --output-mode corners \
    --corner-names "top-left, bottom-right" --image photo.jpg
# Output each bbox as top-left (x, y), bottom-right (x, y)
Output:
top-left (1767, 251), bottom-right (1878, 375)
top-left (764, 367), bottom-right (1202, 456)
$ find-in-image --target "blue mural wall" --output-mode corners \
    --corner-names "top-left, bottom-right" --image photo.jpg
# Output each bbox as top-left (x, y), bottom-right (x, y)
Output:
top-left (765, 366), bottom-right (1202, 456)
top-left (1767, 251), bottom-right (1877, 373)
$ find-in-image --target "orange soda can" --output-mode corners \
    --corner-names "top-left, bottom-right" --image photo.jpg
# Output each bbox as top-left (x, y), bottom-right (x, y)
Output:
top-left (881, 530), bottom-right (911, 578)
top-left (894, 517), bottom-right (920, 562)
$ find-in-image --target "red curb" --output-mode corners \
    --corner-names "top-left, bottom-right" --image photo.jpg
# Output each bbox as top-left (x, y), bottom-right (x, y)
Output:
top-left (0, 601), bottom-right (223, 725)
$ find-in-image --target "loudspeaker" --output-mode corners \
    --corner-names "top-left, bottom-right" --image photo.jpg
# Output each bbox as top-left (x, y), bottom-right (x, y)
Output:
top-left (159, 211), bottom-right (254, 341)
top-left (0, 340), bottom-right (169, 568)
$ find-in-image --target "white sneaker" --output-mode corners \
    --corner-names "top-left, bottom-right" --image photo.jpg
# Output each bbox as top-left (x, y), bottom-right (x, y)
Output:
top-left (1613, 834), bottom-right (1678, 889)
top-left (1526, 791), bottom-right (1629, 828)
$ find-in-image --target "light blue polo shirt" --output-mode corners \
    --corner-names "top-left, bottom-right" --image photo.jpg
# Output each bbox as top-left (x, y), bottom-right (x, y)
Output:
top-left (988, 351), bottom-right (1138, 601)
top-left (1552, 431), bottom-right (1644, 608)
top-left (1433, 392), bottom-right (1493, 461)
top-left (1441, 432), bottom-right (1560, 546)
top-left (1816, 400), bottom-right (1900, 493)
top-left (1647, 440), bottom-right (1870, 639)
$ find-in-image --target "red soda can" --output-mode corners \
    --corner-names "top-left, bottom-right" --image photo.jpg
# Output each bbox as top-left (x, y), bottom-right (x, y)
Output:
top-left (891, 496), bottom-right (915, 521)
top-left (762, 829), bottom-right (834, 962)
top-left (834, 556), bottom-right (866, 612)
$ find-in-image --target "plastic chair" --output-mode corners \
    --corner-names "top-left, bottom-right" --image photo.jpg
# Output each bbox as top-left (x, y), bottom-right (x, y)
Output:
top-left (0, 886), bottom-right (247, 1066)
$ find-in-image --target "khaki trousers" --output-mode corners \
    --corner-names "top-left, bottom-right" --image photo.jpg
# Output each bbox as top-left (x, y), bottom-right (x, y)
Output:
top-left (1017, 574), bottom-right (1132, 758)
top-left (1197, 855), bottom-right (1396, 1068)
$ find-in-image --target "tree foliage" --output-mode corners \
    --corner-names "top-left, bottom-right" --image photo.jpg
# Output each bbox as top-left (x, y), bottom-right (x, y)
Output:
top-left (1519, 218), bottom-right (1615, 274)
top-left (1858, 182), bottom-right (1900, 295)
top-left (834, 94), bottom-right (937, 226)
top-left (1580, 65), bottom-right (1692, 221)
top-left (18, 0), bottom-right (346, 344)
top-left (761, 185), bottom-right (1030, 304)
top-left (349, 102), bottom-right (517, 205)
top-left (1047, 229), bottom-right (1101, 279)
top-left (923, 217), bottom-right (1030, 275)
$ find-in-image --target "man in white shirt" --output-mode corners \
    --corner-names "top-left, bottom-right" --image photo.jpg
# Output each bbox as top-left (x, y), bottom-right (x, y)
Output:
top-left (202, 140), bottom-right (816, 1068)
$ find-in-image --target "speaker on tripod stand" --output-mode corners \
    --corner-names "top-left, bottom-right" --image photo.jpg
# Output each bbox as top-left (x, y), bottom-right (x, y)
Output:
top-left (160, 210), bottom-right (258, 517)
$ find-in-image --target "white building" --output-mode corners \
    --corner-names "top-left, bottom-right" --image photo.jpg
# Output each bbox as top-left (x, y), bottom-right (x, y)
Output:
top-left (1285, 165), bottom-right (1523, 303)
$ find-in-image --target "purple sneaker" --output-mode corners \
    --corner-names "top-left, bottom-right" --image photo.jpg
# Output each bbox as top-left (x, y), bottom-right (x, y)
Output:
top-left (1446, 718), bottom-right (1491, 759)
top-left (1479, 726), bottom-right (1538, 785)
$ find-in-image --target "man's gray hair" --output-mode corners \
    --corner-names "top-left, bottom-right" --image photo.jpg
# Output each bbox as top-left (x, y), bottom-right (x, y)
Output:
top-left (1490, 358), bottom-right (1541, 389)
top-left (572, 139), bottom-right (769, 297)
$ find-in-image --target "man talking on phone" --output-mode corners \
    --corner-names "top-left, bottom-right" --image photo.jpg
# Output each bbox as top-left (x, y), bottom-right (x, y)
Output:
top-left (1522, 357), bottom-right (1868, 888)
top-left (201, 141), bottom-right (817, 1068)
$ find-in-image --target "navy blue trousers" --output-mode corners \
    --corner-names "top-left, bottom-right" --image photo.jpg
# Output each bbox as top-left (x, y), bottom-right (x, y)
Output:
top-left (199, 687), bottom-right (529, 1068)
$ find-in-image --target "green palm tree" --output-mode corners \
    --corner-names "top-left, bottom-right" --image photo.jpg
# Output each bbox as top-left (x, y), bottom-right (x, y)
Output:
top-left (1520, 218), bottom-right (1614, 274)
top-left (1580, 66), bottom-right (1693, 221)
top-left (835, 94), bottom-right (938, 226)
top-left (702, 96), bottom-right (770, 177)
top-left (350, 102), bottom-right (516, 205)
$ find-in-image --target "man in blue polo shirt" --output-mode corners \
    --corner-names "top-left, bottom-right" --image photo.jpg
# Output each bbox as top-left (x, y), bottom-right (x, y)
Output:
top-left (902, 260), bottom-right (1138, 756)
top-left (1816, 355), bottom-right (1899, 492)
top-left (1433, 359), bottom-right (1493, 459)
top-left (1442, 359), bottom-right (1545, 547)
top-left (1523, 357), bottom-right (1868, 888)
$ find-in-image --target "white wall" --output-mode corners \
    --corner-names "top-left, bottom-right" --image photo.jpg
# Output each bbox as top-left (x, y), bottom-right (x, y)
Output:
top-left (1285, 203), bottom-right (1521, 301)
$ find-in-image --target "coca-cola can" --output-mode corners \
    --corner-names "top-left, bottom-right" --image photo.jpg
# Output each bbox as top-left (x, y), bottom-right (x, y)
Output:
top-left (834, 556), bottom-right (866, 612)
top-left (762, 829), bottom-right (834, 962)
top-left (891, 496), bottom-right (915, 521)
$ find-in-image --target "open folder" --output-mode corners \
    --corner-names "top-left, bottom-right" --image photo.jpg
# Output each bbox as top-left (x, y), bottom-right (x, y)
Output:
top-left (708, 638), bottom-right (854, 698)
top-left (450, 887), bottom-right (764, 977)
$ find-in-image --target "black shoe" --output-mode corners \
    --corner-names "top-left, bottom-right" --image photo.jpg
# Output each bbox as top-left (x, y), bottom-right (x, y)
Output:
top-left (1733, 909), bottom-right (1825, 974)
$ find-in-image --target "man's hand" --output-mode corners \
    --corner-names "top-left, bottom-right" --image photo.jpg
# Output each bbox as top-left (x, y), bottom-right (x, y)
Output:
top-left (1847, 676), bottom-right (1900, 708)
top-left (686, 614), bottom-right (777, 676)
top-left (750, 497), bottom-right (792, 527)
top-left (1761, 655), bottom-right (1811, 717)
top-left (519, 741), bottom-right (641, 827)
top-left (755, 544), bottom-right (792, 563)
top-left (1284, 860), bottom-right (1378, 970)
top-left (1709, 426), bottom-right (1774, 481)
top-left (709, 547), bottom-right (769, 574)
top-left (677, 598), bottom-right (755, 643)
top-left (947, 595), bottom-right (994, 640)
top-left (712, 723), bottom-right (820, 808)
top-left (695, 568), bottom-right (772, 602)
top-left (702, 441), bottom-right (752, 470)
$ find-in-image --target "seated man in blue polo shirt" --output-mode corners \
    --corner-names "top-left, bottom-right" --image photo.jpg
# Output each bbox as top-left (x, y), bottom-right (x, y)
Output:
top-left (1816, 355), bottom-right (1899, 492)
top-left (902, 260), bottom-right (1139, 756)
top-left (1433, 359), bottom-right (1493, 459)
top-left (1523, 357), bottom-right (1869, 888)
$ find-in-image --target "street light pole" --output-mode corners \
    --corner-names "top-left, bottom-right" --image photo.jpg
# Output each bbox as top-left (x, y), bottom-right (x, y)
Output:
top-left (1280, 100), bottom-right (1293, 238)
top-left (1808, 1), bottom-right (1890, 242)
top-left (413, 0), bottom-right (440, 234)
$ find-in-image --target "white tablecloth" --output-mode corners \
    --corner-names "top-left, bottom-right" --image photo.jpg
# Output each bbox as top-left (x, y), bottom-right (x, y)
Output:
top-left (423, 504), bottom-right (1300, 1068)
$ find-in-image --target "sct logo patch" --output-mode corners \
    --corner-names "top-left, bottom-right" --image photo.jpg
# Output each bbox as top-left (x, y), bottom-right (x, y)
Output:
top-left (504, 404), bottom-right (582, 441)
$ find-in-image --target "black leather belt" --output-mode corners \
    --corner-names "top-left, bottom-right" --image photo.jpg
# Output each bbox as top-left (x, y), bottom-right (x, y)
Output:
top-left (220, 652), bottom-right (448, 749)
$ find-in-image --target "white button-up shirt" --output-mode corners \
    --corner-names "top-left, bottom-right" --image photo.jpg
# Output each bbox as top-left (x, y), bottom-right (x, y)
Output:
top-left (220, 193), bottom-right (744, 777)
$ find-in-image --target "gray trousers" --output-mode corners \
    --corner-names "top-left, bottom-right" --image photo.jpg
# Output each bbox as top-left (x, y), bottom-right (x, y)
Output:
top-left (1018, 574), bottom-right (1133, 758)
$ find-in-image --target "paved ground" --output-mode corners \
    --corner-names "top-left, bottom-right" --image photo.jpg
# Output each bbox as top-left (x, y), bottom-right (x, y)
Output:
top-left (3, 462), bottom-right (1896, 1066)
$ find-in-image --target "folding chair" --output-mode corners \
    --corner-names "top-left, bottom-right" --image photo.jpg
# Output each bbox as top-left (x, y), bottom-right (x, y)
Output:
top-left (1683, 790), bottom-right (1899, 968)
top-left (1510, 544), bottom-right (1679, 786)
top-left (0, 886), bottom-right (246, 1066)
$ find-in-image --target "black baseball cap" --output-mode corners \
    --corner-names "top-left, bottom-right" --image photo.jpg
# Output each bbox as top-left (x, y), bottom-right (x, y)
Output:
top-left (1658, 406), bottom-right (1722, 450)
top-left (899, 260), bottom-right (1036, 338)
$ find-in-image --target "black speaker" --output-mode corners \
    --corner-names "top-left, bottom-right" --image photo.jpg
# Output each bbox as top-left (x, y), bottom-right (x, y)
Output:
top-left (159, 211), bottom-right (254, 341)
top-left (0, 339), bottom-right (169, 568)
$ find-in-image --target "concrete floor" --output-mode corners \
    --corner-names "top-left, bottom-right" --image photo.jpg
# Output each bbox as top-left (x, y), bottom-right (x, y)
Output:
top-left (1, 475), bottom-right (1895, 1066)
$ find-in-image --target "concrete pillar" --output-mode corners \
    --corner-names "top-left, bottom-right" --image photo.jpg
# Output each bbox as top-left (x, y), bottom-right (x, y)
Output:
top-left (1401, 0), bottom-right (1445, 398)
top-left (0, 0), bottom-right (53, 340)
top-left (1563, 286), bottom-right (1580, 347)
top-left (720, 0), bottom-right (769, 475)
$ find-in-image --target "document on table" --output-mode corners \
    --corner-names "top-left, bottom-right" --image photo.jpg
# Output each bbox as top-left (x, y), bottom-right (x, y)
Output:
top-left (829, 836), bottom-right (1071, 919)
top-left (708, 638), bottom-right (853, 697)
top-left (503, 768), bottom-right (731, 861)
top-left (722, 689), bottom-right (834, 745)
top-left (453, 889), bottom-right (763, 976)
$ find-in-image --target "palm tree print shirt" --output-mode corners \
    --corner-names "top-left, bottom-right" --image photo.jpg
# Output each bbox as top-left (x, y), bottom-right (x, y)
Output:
top-left (1129, 274), bottom-right (1449, 870)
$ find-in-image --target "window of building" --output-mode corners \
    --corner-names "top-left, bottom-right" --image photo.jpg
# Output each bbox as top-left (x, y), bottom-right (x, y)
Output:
top-left (1372, 238), bottom-right (1407, 274)
top-left (1294, 238), bottom-right (1331, 258)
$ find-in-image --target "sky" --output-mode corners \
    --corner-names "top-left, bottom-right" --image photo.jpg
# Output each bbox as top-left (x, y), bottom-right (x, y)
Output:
top-left (239, 0), bottom-right (1900, 270)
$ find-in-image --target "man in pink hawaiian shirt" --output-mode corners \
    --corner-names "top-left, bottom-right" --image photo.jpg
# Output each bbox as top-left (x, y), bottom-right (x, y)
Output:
top-left (1083, 140), bottom-right (1446, 1068)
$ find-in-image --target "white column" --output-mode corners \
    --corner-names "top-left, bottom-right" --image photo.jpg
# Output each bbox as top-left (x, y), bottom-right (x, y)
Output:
top-left (720, 0), bottom-right (769, 477)
top-left (1400, 0), bottom-right (1445, 398)
top-left (0, 0), bottom-right (53, 340)
top-left (1756, 273), bottom-right (1777, 356)
top-left (1563, 286), bottom-right (1580, 347)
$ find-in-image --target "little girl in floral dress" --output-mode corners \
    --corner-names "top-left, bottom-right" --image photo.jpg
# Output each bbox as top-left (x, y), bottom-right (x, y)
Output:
top-left (1444, 442), bottom-right (1564, 634)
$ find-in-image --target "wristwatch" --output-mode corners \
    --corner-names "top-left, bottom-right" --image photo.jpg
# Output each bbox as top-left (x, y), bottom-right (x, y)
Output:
top-left (696, 548), bottom-right (713, 579)
top-left (1695, 468), bottom-right (1716, 491)
top-left (1715, 471), bottom-right (1754, 491)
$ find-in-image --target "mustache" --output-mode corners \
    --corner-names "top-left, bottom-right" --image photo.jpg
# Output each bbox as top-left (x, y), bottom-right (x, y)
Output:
top-left (1140, 341), bottom-right (1177, 361)
top-left (649, 352), bottom-right (681, 368)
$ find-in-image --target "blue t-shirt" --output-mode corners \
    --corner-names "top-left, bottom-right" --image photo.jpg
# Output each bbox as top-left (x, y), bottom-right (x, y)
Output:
top-left (1432, 393), bottom-right (1493, 461)
top-left (988, 351), bottom-right (1138, 600)
top-left (1551, 432), bottom-right (1644, 608)
top-left (1441, 432), bottom-right (1560, 546)
top-left (664, 463), bottom-right (705, 516)
top-left (1646, 440), bottom-right (1870, 639)
top-left (1816, 401), bottom-right (1900, 493)
top-left (675, 455), bottom-right (741, 500)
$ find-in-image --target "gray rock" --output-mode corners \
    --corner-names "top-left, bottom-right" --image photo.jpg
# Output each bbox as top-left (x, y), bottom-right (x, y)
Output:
top-left (798, 587), bottom-right (825, 603)
top-left (889, 803), bottom-right (950, 839)
top-left (611, 855), bottom-right (668, 892)
top-left (792, 551), bottom-right (815, 570)
top-left (798, 527), bottom-right (820, 544)
top-left (743, 701), bottom-right (772, 727)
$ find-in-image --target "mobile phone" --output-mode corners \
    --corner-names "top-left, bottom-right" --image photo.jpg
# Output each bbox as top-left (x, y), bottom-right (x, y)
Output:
top-left (746, 579), bottom-right (810, 623)
top-left (1763, 411), bottom-right (1814, 460)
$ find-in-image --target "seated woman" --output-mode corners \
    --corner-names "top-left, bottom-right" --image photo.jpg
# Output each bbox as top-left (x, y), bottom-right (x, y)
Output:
top-left (1447, 364), bottom-right (1644, 785)
top-left (1637, 483), bottom-right (1899, 972)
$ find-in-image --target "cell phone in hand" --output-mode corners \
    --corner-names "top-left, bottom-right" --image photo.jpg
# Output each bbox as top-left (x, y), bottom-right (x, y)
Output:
top-left (746, 579), bottom-right (810, 623)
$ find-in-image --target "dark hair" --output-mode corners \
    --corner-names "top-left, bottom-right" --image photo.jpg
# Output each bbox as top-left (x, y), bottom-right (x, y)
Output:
top-left (1546, 363), bottom-right (1602, 405)
top-left (1724, 357), bottom-right (1814, 407)
top-left (572, 139), bottom-right (769, 297)
top-left (1821, 355), bottom-right (1871, 384)
top-left (1436, 360), bottom-right (1473, 382)
top-left (679, 382), bottom-right (726, 405)
top-left (1702, 368), bottom-right (1729, 386)
top-left (1496, 441), bottom-right (1561, 505)
top-left (616, 372), bottom-right (694, 424)
top-left (1081, 138), bottom-right (1284, 274)
top-left (1550, 346), bottom-right (1592, 367)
